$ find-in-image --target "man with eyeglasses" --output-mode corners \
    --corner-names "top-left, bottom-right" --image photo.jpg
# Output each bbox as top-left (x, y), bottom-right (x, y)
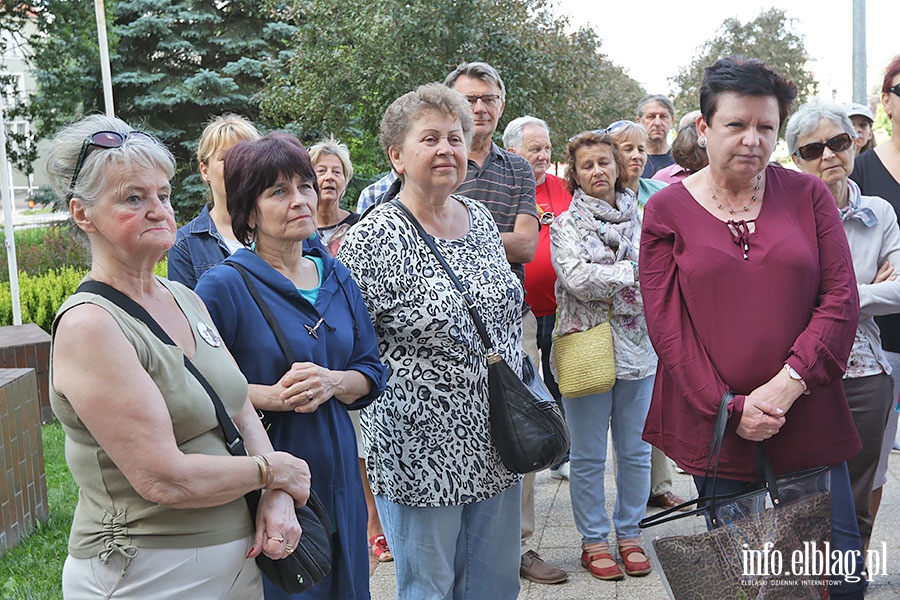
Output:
top-left (441, 63), bottom-right (569, 587)
top-left (636, 94), bottom-right (676, 177)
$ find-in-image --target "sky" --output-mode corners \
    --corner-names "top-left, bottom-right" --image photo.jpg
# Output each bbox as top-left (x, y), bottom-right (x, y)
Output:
top-left (554, 0), bottom-right (896, 105)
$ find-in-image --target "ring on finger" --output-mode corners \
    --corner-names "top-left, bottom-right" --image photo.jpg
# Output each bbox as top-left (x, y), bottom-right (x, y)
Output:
top-left (284, 544), bottom-right (295, 552)
top-left (307, 390), bottom-right (313, 400)
top-left (268, 535), bottom-right (284, 543)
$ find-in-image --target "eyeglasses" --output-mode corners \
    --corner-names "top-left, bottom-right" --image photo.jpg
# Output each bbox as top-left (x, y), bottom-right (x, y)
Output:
top-left (793, 133), bottom-right (853, 160)
top-left (568, 129), bottom-right (607, 143)
top-left (66, 130), bottom-right (153, 201)
top-left (465, 94), bottom-right (501, 108)
top-left (890, 83), bottom-right (900, 98)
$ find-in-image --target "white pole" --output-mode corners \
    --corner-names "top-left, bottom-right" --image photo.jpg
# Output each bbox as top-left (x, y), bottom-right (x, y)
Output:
top-left (0, 94), bottom-right (23, 326)
top-left (94, 0), bottom-right (115, 117)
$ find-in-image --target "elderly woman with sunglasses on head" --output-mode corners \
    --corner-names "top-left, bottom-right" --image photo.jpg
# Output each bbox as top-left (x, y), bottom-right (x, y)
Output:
top-left (47, 115), bottom-right (312, 599)
top-left (640, 57), bottom-right (866, 598)
top-left (787, 100), bottom-right (900, 553)
top-left (550, 130), bottom-right (656, 582)
top-left (195, 132), bottom-right (387, 600)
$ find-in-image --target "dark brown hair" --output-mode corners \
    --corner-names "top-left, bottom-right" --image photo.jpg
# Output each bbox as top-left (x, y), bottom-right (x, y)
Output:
top-left (224, 132), bottom-right (317, 244)
top-left (700, 56), bottom-right (797, 127)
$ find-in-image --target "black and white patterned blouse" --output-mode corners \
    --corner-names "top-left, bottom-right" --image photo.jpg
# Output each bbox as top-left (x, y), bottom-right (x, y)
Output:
top-left (338, 196), bottom-right (523, 507)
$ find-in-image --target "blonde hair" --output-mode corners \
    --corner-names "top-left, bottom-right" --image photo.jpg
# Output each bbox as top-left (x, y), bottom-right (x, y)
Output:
top-left (308, 137), bottom-right (354, 183)
top-left (196, 114), bottom-right (260, 166)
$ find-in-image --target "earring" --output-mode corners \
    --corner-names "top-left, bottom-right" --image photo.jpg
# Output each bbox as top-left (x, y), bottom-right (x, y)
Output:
top-left (249, 227), bottom-right (257, 252)
top-left (698, 136), bottom-right (707, 148)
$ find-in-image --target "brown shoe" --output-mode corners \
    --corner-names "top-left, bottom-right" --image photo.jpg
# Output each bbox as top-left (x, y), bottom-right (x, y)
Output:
top-left (520, 550), bottom-right (568, 584)
top-left (648, 491), bottom-right (689, 511)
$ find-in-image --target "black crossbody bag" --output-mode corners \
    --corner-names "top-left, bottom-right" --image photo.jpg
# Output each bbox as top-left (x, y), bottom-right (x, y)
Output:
top-left (389, 199), bottom-right (570, 473)
top-left (75, 280), bottom-right (332, 594)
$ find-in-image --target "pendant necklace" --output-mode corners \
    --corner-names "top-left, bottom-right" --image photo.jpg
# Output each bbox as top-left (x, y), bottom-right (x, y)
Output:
top-left (712, 173), bottom-right (762, 215)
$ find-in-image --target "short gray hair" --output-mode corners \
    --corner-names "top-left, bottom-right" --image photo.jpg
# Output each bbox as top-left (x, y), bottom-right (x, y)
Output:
top-left (380, 83), bottom-right (474, 168)
top-left (308, 136), bottom-right (354, 183)
top-left (47, 114), bottom-right (175, 207)
top-left (785, 100), bottom-right (856, 156)
top-left (636, 94), bottom-right (675, 119)
top-left (502, 116), bottom-right (549, 150)
top-left (443, 61), bottom-right (506, 100)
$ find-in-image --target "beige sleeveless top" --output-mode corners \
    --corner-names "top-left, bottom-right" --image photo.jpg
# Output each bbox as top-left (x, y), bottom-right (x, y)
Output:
top-left (50, 277), bottom-right (252, 559)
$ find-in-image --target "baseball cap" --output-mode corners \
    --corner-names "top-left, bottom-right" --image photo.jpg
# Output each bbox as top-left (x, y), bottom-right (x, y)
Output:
top-left (847, 103), bottom-right (875, 122)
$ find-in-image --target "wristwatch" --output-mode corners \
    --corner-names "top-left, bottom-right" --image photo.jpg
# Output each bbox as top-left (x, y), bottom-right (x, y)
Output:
top-left (783, 364), bottom-right (808, 393)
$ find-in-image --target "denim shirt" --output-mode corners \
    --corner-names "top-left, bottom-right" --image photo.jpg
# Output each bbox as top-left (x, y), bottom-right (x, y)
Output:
top-left (169, 205), bottom-right (327, 289)
top-left (169, 206), bottom-right (231, 289)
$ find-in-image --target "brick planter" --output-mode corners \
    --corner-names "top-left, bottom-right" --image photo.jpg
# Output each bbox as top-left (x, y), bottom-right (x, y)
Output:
top-left (0, 324), bottom-right (53, 423)
top-left (0, 368), bottom-right (48, 555)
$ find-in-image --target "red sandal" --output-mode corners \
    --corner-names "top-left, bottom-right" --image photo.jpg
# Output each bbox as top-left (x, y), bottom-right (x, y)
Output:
top-left (580, 550), bottom-right (624, 581)
top-left (370, 534), bottom-right (393, 563)
top-left (618, 545), bottom-right (651, 577)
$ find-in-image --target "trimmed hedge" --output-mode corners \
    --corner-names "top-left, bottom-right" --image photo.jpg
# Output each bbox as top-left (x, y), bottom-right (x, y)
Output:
top-left (0, 259), bottom-right (169, 332)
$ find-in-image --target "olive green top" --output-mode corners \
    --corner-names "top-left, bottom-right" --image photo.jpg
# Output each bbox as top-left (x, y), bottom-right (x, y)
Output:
top-left (50, 277), bottom-right (252, 559)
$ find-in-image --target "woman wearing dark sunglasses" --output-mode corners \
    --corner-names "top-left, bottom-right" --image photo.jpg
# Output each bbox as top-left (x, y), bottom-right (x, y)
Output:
top-left (788, 99), bottom-right (900, 555)
top-left (46, 114), bottom-right (312, 599)
top-left (640, 57), bottom-right (866, 598)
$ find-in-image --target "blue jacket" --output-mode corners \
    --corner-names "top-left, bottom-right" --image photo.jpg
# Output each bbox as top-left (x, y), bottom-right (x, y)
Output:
top-left (170, 206), bottom-right (326, 289)
top-left (195, 247), bottom-right (386, 600)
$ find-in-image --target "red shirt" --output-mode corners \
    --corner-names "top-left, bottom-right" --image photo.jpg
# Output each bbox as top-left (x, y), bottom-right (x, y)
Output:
top-left (524, 174), bottom-right (572, 317)
top-left (640, 166), bottom-right (861, 480)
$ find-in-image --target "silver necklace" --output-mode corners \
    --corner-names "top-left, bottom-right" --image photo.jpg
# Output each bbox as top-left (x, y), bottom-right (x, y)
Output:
top-left (712, 173), bottom-right (762, 215)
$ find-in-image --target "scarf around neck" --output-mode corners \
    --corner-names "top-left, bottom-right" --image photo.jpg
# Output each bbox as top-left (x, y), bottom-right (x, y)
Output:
top-left (569, 188), bottom-right (638, 261)
top-left (840, 179), bottom-right (878, 228)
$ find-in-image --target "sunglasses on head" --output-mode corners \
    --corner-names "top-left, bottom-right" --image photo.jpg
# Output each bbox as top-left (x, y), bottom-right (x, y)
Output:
top-left (890, 83), bottom-right (900, 98)
top-left (793, 133), bottom-right (853, 161)
top-left (606, 120), bottom-right (633, 134)
top-left (66, 130), bottom-right (154, 201)
top-left (568, 129), bottom-right (608, 143)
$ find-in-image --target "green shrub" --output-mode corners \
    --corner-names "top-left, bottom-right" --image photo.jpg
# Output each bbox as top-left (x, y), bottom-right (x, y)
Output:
top-left (0, 257), bottom-right (169, 332)
top-left (0, 224), bottom-right (90, 282)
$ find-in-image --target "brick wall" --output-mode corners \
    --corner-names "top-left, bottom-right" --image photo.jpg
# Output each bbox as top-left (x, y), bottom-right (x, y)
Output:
top-left (0, 324), bottom-right (53, 423)
top-left (0, 368), bottom-right (48, 555)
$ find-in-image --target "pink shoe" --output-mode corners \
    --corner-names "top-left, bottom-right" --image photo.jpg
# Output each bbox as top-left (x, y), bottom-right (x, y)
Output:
top-left (370, 535), bottom-right (393, 563)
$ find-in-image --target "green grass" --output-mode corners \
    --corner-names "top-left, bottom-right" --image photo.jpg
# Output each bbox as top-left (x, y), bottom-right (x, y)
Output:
top-left (0, 422), bottom-right (74, 599)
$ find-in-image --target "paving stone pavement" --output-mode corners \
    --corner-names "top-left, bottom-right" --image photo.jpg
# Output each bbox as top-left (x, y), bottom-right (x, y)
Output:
top-left (369, 447), bottom-right (900, 599)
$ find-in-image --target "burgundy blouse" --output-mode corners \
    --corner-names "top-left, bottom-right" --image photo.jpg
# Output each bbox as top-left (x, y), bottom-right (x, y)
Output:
top-left (640, 166), bottom-right (861, 480)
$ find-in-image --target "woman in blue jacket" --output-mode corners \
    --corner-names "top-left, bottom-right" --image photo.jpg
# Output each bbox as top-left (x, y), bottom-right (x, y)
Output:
top-left (195, 132), bottom-right (386, 600)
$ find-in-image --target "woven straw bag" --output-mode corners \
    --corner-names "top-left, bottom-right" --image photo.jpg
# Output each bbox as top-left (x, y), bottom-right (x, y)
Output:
top-left (554, 319), bottom-right (615, 398)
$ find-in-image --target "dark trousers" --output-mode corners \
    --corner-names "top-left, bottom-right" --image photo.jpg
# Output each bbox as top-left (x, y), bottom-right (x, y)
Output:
top-left (693, 462), bottom-right (867, 598)
top-left (843, 372), bottom-right (893, 548)
top-left (536, 314), bottom-right (568, 466)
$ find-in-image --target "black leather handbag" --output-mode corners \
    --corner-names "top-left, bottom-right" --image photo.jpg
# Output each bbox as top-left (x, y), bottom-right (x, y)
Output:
top-left (390, 200), bottom-right (570, 474)
top-left (76, 280), bottom-right (333, 594)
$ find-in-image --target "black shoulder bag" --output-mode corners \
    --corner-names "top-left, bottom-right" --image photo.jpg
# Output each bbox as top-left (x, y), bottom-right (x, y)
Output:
top-left (389, 199), bottom-right (570, 473)
top-left (76, 280), bottom-right (332, 594)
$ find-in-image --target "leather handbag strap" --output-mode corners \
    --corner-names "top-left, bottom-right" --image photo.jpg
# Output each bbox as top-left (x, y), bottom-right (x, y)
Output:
top-left (224, 262), bottom-right (297, 365)
top-left (75, 279), bottom-right (248, 457)
top-left (389, 198), bottom-right (496, 357)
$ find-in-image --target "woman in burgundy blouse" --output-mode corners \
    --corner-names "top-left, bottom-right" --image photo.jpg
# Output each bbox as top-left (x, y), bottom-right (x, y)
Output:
top-left (640, 56), bottom-right (866, 599)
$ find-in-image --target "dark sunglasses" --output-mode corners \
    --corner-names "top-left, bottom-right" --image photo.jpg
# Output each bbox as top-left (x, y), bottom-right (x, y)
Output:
top-left (794, 133), bottom-right (853, 160)
top-left (66, 130), bottom-right (154, 201)
top-left (890, 83), bottom-right (900, 98)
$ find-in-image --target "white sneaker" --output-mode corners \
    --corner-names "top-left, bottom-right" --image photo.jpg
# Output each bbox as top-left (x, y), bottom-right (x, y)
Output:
top-left (549, 462), bottom-right (570, 480)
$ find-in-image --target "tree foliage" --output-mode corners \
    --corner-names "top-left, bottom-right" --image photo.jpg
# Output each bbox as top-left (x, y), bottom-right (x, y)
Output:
top-left (670, 8), bottom-right (818, 120)
top-left (1, 0), bottom-right (297, 220)
top-left (259, 0), bottom-right (644, 172)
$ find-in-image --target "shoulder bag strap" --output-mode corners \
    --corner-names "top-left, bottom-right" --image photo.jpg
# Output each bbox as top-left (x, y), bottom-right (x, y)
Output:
top-left (223, 262), bottom-right (296, 365)
top-left (389, 198), bottom-right (497, 357)
top-left (75, 280), bottom-right (248, 457)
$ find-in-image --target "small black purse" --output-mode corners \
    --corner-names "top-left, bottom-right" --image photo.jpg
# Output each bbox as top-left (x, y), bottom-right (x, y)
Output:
top-left (76, 280), bottom-right (332, 594)
top-left (390, 200), bottom-right (570, 474)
